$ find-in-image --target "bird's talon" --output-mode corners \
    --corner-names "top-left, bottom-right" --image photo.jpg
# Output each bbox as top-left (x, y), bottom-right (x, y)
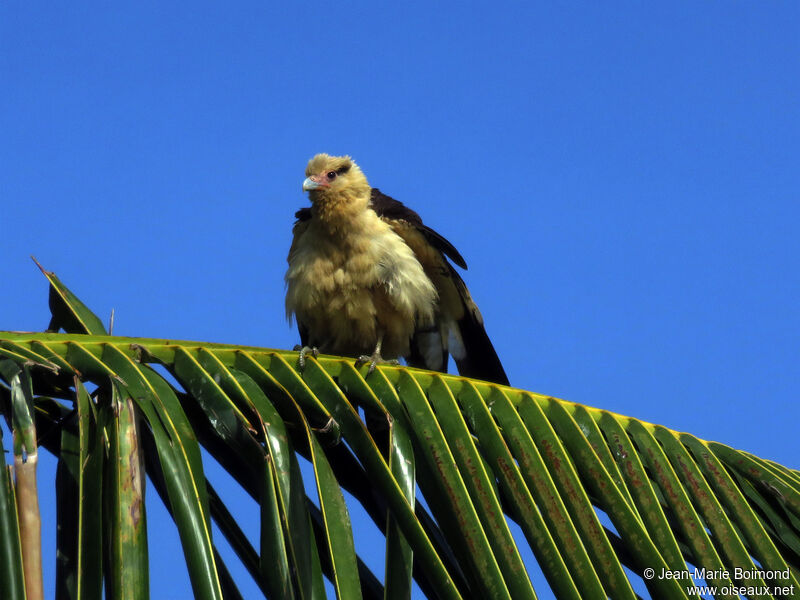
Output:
top-left (295, 345), bottom-right (320, 370)
top-left (356, 353), bottom-right (398, 376)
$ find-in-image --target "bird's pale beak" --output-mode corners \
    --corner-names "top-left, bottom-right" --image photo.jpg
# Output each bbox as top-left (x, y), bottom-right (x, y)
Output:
top-left (302, 177), bottom-right (320, 191)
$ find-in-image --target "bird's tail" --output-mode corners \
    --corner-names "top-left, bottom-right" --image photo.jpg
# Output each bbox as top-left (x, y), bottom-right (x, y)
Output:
top-left (452, 309), bottom-right (509, 386)
top-left (408, 264), bottom-right (509, 386)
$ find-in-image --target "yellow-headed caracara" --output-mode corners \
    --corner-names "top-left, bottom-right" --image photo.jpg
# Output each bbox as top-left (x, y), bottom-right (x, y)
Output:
top-left (285, 154), bottom-right (509, 385)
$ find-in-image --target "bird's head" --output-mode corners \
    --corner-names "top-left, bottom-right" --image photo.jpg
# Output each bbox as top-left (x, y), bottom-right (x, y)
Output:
top-left (302, 154), bottom-right (370, 201)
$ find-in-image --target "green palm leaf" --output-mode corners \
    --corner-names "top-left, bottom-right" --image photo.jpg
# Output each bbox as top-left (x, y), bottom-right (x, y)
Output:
top-left (0, 266), bottom-right (798, 599)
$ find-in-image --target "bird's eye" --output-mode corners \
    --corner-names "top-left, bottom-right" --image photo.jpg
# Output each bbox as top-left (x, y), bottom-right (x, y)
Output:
top-left (326, 171), bottom-right (337, 180)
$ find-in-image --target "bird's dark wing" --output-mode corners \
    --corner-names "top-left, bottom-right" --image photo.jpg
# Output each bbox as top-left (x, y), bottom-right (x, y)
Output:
top-left (370, 188), bottom-right (467, 269)
top-left (294, 207), bottom-right (312, 222)
top-left (370, 188), bottom-right (508, 385)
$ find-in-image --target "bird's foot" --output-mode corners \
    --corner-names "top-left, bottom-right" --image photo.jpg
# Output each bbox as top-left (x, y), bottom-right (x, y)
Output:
top-left (294, 345), bottom-right (319, 370)
top-left (355, 351), bottom-right (399, 376)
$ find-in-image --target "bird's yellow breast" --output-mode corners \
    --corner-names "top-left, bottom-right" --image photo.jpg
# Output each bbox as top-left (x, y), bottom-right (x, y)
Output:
top-left (285, 210), bottom-right (437, 358)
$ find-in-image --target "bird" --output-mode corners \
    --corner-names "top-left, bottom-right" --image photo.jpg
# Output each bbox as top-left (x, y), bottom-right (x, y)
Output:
top-left (285, 153), bottom-right (508, 386)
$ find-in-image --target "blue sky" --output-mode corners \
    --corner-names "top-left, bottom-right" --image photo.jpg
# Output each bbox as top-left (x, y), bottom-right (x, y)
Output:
top-left (2, 3), bottom-right (798, 598)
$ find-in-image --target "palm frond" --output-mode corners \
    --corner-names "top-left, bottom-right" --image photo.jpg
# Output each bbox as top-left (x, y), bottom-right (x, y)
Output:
top-left (0, 266), bottom-right (798, 599)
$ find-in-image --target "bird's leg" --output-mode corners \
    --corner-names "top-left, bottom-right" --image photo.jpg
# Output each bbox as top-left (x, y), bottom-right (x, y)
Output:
top-left (356, 334), bottom-right (399, 375)
top-left (293, 345), bottom-right (319, 370)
